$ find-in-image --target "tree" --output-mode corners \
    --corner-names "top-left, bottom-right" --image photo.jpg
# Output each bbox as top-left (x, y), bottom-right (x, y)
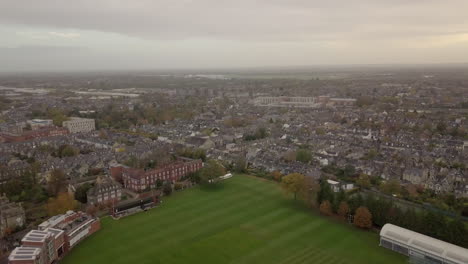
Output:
top-left (363, 149), bottom-right (378, 160)
top-left (343, 164), bottom-right (356, 178)
top-left (356, 174), bottom-right (371, 189)
top-left (421, 211), bottom-right (446, 239)
top-left (281, 173), bottom-right (306, 200)
top-left (319, 200), bottom-right (333, 216)
top-left (30, 161), bottom-right (41, 184)
top-left (244, 127), bottom-right (268, 141)
top-left (380, 180), bottom-right (401, 195)
top-left (255, 127), bottom-right (268, 139)
top-left (315, 127), bottom-right (326, 135)
top-left (296, 149), bottom-right (312, 163)
top-left (163, 183), bottom-right (172, 196)
top-left (462, 205), bottom-right (468, 218)
top-left (347, 194), bottom-right (364, 214)
top-left (174, 182), bottom-right (183, 191)
top-left (48, 169), bottom-right (67, 197)
top-left (303, 177), bottom-right (320, 207)
top-left (48, 108), bottom-right (68, 126)
top-left (445, 218), bottom-right (468, 248)
top-left (58, 145), bottom-right (78, 157)
top-left (124, 155), bottom-right (139, 168)
top-left (199, 160), bottom-right (226, 184)
top-left (46, 192), bottom-right (78, 216)
top-left (317, 179), bottom-right (334, 205)
top-left (334, 189), bottom-right (346, 212)
top-left (338, 201), bottom-right (350, 219)
top-left (156, 179), bottom-right (164, 188)
top-left (233, 155), bottom-right (247, 173)
top-left (354, 206), bottom-right (372, 229)
top-left (177, 148), bottom-right (207, 162)
top-left (74, 183), bottom-right (92, 204)
top-left (436, 122), bottom-right (447, 134)
top-left (270, 170), bottom-right (283, 182)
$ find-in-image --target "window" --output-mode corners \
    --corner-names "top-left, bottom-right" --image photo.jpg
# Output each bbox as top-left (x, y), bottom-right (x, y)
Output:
top-left (380, 239), bottom-right (393, 250)
top-left (423, 256), bottom-right (442, 264)
top-left (393, 244), bottom-right (409, 256)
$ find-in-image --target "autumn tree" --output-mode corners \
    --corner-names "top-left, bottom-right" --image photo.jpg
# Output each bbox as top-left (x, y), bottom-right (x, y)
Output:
top-left (338, 201), bottom-right (350, 219)
top-left (319, 200), bottom-right (333, 216)
top-left (46, 192), bottom-right (78, 216)
top-left (281, 173), bottom-right (306, 200)
top-left (268, 170), bottom-right (282, 182)
top-left (48, 169), bottom-right (67, 197)
top-left (354, 206), bottom-right (373, 229)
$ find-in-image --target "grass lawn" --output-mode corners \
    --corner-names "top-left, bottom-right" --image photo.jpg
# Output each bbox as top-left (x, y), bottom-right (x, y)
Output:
top-left (62, 175), bottom-right (406, 264)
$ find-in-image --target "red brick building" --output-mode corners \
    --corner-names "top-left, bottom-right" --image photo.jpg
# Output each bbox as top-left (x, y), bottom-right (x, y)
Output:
top-left (9, 211), bottom-right (100, 264)
top-left (0, 127), bottom-right (69, 143)
top-left (113, 158), bottom-right (203, 192)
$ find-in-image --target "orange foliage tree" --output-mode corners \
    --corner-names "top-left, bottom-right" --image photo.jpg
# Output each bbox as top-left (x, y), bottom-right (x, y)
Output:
top-left (271, 171), bottom-right (283, 182)
top-left (354, 206), bottom-right (372, 229)
top-left (46, 192), bottom-right (78, 216)
top-left (319, 200), bottom-right (333, 216)
top-left (338, 201), bottom-right (350, 219)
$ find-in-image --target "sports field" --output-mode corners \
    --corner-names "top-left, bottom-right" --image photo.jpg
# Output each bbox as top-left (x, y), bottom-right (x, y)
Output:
top-left (62, 175), bottom-right (406, 264)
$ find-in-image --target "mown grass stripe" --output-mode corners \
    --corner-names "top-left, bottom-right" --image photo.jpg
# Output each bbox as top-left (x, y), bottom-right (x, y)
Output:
top-left (62, 175), bottom-right (406, 264)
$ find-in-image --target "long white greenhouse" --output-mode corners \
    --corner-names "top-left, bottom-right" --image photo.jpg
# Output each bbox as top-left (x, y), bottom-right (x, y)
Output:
top-left (380, 224), bottom-right (468, 264)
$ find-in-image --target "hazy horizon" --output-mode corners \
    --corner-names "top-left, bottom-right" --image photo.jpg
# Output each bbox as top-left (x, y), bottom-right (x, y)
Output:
top-left (1, 1), bottom-right (468, 72)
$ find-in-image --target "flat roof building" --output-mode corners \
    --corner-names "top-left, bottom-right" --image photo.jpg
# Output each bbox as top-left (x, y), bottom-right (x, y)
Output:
top-left (380, 224), bottom-right (468, 264)
top-left (8, 211), bottom-right (100, 264)
top-left (8, 247), bottom-right (42, 264)
top-left (27, 119), bottom-right (53, 130)
top-left (21, 230), bottom-right (56, 264)
top-left (63, 117), bottom-right (95, 133)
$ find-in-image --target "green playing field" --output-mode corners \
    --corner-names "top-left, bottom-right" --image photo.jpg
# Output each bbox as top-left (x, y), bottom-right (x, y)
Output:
top-left (61, 175), bottom-right (406, 264)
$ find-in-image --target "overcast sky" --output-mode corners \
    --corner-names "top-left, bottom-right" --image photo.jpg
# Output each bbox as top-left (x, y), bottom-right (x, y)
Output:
top-left (1, 0), bottom-right (468, 72)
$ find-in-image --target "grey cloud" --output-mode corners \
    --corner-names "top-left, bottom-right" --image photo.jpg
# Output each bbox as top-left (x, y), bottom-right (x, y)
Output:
top-left (0, 1), bottom-right (467, 71)
top-left (1, 0), bottom-right (467, 41)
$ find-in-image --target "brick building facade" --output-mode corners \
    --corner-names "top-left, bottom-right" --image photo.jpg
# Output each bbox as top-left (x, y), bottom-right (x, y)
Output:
top-left (8, 211), bottom-right (100, 264)
top-left (112, 158), bottom-right (203, 192)
top-left (0, 127), bottom-right (69, 143)
top-left (86, 177), bottom-right (122, 205)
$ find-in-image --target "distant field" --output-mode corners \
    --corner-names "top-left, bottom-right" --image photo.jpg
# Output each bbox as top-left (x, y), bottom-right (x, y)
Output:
top-left (62, 175), bottom-right (406, 264)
